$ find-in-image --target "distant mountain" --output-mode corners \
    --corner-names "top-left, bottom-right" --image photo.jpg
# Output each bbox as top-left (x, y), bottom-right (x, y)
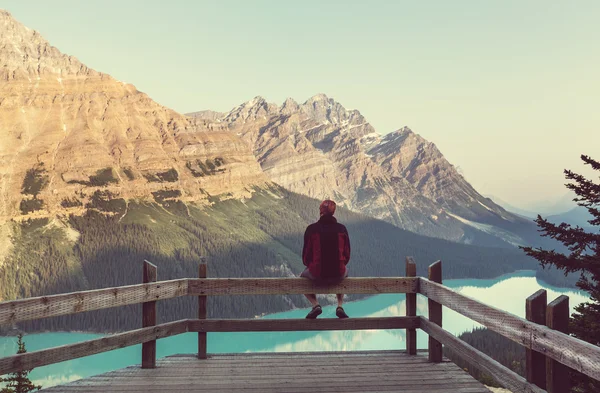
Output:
top-left (487, 193), bottom-right (589, 229)
top-left (534, 191), bottom-right (579, 216)
top-left (187, 110), bottom-right (226, 121)
top-left (515, 191), bottom-right (579, 217)
top-left (189, 95), bottom-right (541, 247)
top-left (485, 195), bottom-right (538, 219)
top-left (548, 206), bottom-right (594, 228)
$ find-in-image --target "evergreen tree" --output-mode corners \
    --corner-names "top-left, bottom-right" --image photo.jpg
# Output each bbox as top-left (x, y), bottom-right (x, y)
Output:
top-left (521, 155), bottom-right (600, 393)
top-left (0, 334), bottom-right (41, 393)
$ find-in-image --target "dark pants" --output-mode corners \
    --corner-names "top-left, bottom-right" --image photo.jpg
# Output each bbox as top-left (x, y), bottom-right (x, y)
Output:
top-left (300, 267), bottom-right (348, 283)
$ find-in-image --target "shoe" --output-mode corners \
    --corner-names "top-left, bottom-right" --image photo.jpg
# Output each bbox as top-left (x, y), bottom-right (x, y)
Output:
top-left (336, 307), bottom-right (349, 319)
top-left (306, 305), bottom-right (322, 319)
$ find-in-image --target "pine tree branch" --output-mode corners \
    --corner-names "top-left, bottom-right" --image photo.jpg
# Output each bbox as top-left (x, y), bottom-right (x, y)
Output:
top-left (533, 216), bottom-right (600, 253)
top-left (565, 170), bottom-right (600, 205)
top-left (581, 154), bottom-right (600, 171)
top-left (520, 246), bottom-right (595, 273)
top-left (587, 206), bottom-right (600, 226)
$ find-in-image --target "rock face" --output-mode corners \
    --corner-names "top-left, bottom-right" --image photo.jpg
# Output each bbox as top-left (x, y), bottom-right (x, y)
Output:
top-left (189, 95), bottom-right (531, 244)
top-left (0, 10), bottom-right (267, 223)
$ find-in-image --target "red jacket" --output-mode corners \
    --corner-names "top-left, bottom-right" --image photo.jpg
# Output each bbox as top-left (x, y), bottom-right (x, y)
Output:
top-left (302, 215), bottom-right (351, 278)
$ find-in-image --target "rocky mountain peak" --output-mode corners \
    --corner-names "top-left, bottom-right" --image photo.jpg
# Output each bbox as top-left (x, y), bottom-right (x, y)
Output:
top-left (299, 94), bottom-right (354, 128)
top-left (374, 127), bottom-right (430, 152)
top-left (0, 9), bottom-right (95, 81)
top-left (305, 93), bottom-right (329, 102)
top-left (394, 126), bottom-right (414, 136)
top-left (279, 97), bottom-right (300, 115)
top-left (223, 95), bottom-right (278, 123)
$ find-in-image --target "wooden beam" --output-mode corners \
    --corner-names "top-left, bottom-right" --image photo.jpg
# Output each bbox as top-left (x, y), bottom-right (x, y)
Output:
top-left (419, 278), bottom-right (600, 382)
top-left (420, 317), bottom-right (546, 393)
top-left (187, 277), bottom-right (418, 296)
top-left (546, 295), bottom-right (570, 393)
top-left (405, 257), bottom-right (417, 355)
top-left (526, 289), bottom-right (547, 389)
top-left (0, 277), bottom-right (416, 327)
top-left (141, 261), bottom-right (157, 369)
top-left (0, 320), bottom-right (189, 376)
top-left (0, 279), bottom-right (187, 326)
top-left (188, 317), bottom-right (420, 332)
top-left (428, 261), bottom-right (443, 363)
top-left (198, 262), bottom-right (207, 360)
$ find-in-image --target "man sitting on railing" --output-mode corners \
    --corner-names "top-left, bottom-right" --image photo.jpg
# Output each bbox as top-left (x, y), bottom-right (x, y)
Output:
top-left (300, 199), bottom-right (351, 319)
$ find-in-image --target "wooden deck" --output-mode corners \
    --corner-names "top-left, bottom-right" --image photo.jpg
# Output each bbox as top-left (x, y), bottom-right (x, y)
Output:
top-left (40, 351), bottom-right (492, 393)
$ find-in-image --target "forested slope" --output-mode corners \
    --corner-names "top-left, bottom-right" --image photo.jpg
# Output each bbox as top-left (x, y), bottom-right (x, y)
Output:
top-left (1, 186), bottom-right (547, 333)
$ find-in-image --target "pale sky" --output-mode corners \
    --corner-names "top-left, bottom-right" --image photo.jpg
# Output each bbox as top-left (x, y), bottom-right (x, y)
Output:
top-left (4, 0), bottom-right (599, 209)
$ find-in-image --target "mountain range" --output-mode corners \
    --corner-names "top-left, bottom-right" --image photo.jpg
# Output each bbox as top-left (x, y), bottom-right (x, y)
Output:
top-left (0, 7), bottom-right (543, 252)
top-left (0, 10), bottom-right (574, 328)
top-left (188, 95), bottom-right (542, 247)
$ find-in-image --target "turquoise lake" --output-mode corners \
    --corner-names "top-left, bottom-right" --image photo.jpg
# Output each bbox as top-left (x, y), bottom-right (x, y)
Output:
top-left (0, 270), bottom-right (590, 388)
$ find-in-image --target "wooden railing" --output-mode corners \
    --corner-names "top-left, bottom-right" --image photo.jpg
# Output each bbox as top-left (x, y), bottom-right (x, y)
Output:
top-left (0, 259), bottom-right (598, 393)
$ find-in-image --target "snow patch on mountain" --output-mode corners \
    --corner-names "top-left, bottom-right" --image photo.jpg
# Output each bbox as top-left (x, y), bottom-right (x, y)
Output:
top-left (446, 212), bottom-right (525, 247)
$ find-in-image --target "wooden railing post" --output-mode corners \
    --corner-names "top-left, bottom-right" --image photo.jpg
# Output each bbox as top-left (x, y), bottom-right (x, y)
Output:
top-left (526, 289), bottom-right (547, 389)
top-left (405, 257), bottom-right (417, 355)
top-left (141, 260), bottom-right (157, 369)
top-left (546, 295), bottom-right (570, 393)
top-left (198, 261), bottom-right (207, 359)
top-left (428, 260), bottom-right (442, 362)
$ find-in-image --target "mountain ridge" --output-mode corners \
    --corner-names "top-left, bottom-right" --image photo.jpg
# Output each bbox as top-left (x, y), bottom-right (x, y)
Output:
top-left (0, 9), bottom-right (269, 227)
top-left (189, 94), bottom-right (535, 246)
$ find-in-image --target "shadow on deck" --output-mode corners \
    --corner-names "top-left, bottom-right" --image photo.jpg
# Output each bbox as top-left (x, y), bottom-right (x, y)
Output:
top-left (39, 351), bottom-right (492, 393)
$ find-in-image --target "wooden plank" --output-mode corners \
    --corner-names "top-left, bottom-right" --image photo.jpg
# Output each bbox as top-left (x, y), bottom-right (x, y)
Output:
top-left (141, 261), bottom-right (157, 369)
top-left (159, 356), bottom-right (432, 366)
top-left (152, 358), bottom-right (447, 369)
top-left (405, 257), bottom-right (417, 355)
top-left (188, 349), bottom-right (413, 357)
top-left (188, 316), bottom-right (420, 332)
top-left (187, 277), bottom-right (418, 296)
top-left (53, 378), bottom-right (483, 390)
top-left (0, 278), bottom-right (187, 326)
top-left (420, 317), bottom-right (546, 393)
top-left (198, 262), bottom-right (207, 360)
top-left (0, 277), bottom-right (415, 327)
top-left (525, 289), bottom-right (547, 388)
top-left (0, 320), bottom-right (188, 376)
top-left (42, 386), bottom-right (490, 393)
top-left (546, 295), bottom-right (570, 393)
top-left (43, 381), bottom-right (489, 392)
top-left (106, 359), bottom-right (435, 372)
top-left (428, 261), bottom-right (443, 362)
top-left (419, 278), bottom-right (600, 382)
top-left (171, 349), bottom-right (413, 358)
top-left (55, 379), bottom-right (483, 391)
top-left (56, 370), bottom-right (478, 382)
